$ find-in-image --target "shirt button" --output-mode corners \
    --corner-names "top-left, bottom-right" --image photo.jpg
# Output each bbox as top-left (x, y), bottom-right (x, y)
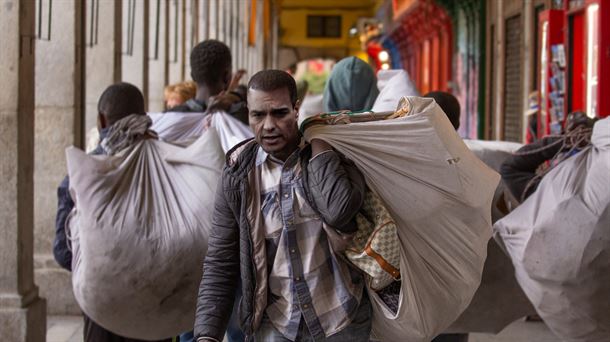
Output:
top-left (295, 277), bottom-right (301, 281)
top-left (284, 193), bottom-right (289, 198)
top-left (290, 248), bottom-right (296, 253)
top-left (303, 304), bottom-right (309, 309)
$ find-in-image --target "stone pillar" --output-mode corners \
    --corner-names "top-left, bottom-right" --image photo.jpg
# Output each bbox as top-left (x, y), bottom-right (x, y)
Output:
top-left (122, 0), bottom-right (149, 106)
top-left (184, 0), bottom-right (195, 79)
top-left (199, 0), bottom-right (210, 42)
top-left (209, 0), bottom-right (218, 40)
top-left (148, 0), bottom-right (168, 112)
top-left (168, 0), bottom-right (185, 85)
top-left (238, 1), bottom-right (246, 70)
top-left (85, 0), bottom-right (122, 140)
top-left (33, 0), bottom-right (85, 316)
top-left (0, 0), bottom-right (47, 339)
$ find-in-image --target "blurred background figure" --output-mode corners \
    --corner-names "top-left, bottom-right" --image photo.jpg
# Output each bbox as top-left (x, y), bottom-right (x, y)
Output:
top-left (164, 81), bottom-right (197, 110)
top-left (323, 56), bottom-right (379, 112)
top-left (501, 111), bottom-right (596, 203)
top-left (424, 91), bottom-right (461, 130)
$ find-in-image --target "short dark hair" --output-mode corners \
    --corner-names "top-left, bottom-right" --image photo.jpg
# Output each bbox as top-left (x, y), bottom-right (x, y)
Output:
top-left (424, 91), bottom-right (461, 130)
top-left (248, 70), bottom-right (297, 107)
top-left (190, 40), bottom-right (232, 86)
top-left (97, 82), bottom-right (145, 125)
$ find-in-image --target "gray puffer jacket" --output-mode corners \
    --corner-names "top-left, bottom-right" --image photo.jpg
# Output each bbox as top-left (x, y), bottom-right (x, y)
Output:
top-left (194, 138), bottom-right (365, 341)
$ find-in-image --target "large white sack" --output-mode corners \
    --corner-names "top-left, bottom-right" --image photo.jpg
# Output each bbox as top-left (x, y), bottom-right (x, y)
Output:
top-left (446, 139), bottom-right (534, 334)
top-left (149, 111), bottom-right (253, 152)
top-left (464, 140), bottom-right (523, 171)
top-left (494, 118), bottom-right (610, 341)
top-left (464, 140), bottom-right (523, 222)
top-left (299, 93), bottom-right (324, 116)
top-left (372, 69), bottom-right (419, 112)
top-left (304, 97), bottom-right (499, 341)
top-left (67, 129), bottom-right (224, 339)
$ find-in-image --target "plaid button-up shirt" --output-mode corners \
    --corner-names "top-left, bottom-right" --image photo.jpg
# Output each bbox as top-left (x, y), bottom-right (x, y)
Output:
top-left (255, 147), bottom-right (363, 341)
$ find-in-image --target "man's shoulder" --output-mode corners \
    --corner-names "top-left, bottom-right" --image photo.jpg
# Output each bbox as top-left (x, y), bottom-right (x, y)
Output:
top-left (223, 139), bottom-right (258, 175)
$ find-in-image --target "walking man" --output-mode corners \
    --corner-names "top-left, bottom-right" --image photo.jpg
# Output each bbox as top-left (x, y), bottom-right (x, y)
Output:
top-left (194, 70), bottom-right (371, 342)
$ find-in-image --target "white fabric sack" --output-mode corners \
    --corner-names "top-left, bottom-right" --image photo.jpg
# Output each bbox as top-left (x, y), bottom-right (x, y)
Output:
top-left (304, 97), bottom-right (499, 341)
top-left (299, 93), bottom-right (324, 116)
top-left (464, 140), bottom-right (523, 222)
top-left (67, 129), bottom-right (224, 339)
top-left (494, 118), bottom-right (610, 341)
top-left (464, 140), bottom-right (522, 172)
top-left (149, 111), bottom-right (253, 152)
top-left (372, 69), bottom-right (419, 112)
top-left (446, 140), bottom-right (535, 334)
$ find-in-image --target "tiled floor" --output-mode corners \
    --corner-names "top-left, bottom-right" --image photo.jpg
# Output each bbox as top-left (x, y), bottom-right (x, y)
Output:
top-left (46, 316), bottom-right (83, 342)
top-left (47, 316), bottom-right (557, 342)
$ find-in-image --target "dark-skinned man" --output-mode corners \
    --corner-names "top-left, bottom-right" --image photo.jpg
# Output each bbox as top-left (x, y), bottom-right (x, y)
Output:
top-left (194, 70), bottom-right (371, 342)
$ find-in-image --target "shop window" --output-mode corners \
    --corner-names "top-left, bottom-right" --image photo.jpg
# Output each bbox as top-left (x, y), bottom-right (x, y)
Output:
top-left (307, 15), bottom-right (342, 38)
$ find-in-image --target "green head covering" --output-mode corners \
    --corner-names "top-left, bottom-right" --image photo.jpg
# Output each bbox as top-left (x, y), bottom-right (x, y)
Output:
top-left (323, 57), bottom-right (379, 112)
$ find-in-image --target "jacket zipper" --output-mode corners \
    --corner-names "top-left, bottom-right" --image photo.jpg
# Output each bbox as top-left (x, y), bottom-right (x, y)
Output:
top-left (241, 179), bottom-right (258, 339)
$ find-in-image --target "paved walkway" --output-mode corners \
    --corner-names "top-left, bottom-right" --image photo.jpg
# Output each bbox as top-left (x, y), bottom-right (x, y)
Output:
top-left (47, 316), bottom-right (557, 342)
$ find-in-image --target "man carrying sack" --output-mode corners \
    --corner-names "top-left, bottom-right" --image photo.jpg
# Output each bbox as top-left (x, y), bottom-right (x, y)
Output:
top-left (194, 70), bottom-right (371, 342)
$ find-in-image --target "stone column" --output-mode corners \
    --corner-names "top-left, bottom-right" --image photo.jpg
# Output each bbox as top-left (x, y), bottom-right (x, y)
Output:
top-left (122, 0), bottom-right (149, 106)
top-left (168, 0), bottom-right (185, 85)
top-left (0, 0), bottom-right (47, 339)
top-left (33, 0), bottom-right (85, 316)
top-left (148, 0), bottom-right (168, 112)
top-left (209, 0), bottom-right (218, 40)
top-left (85, 0), bottom-right (122, 141)
top-left (184, 0), bottom-right (195, 79)
top-left (199, 0), bottom-right (210, 42)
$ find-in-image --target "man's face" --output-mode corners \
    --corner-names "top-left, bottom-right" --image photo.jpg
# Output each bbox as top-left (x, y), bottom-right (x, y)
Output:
top-left (248, 87), bottom-right (299, 161)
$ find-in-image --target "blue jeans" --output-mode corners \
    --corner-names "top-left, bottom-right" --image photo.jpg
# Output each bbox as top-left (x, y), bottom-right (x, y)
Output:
top-left (255, 293), bottom-right (372, 342)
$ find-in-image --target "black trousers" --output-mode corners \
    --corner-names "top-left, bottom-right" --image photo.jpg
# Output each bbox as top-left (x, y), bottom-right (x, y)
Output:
top-left (83, 315), bottom-right (173, 342)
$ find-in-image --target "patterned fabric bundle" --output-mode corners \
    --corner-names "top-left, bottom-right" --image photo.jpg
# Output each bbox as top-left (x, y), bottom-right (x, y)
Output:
top-left (346, 188), bottom-right (400, 291)
top-left (101, 114), bottom-right (156, 155)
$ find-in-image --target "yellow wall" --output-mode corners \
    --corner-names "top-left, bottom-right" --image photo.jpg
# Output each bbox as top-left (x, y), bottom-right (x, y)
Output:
top-left (280, 9), bottom-right (370, 50)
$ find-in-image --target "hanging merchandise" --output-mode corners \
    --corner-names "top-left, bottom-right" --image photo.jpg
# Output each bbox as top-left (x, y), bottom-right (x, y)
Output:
top-left (149, 111), bottom-right (253, 152)
top-left (494, 118), bottom-right (610, 342)
top-left (300, 97), bottom-right (499, 341)
top-left (538, 10), bottom-right (566, 137)
top-left (67, 129), bottom-right (225, 339)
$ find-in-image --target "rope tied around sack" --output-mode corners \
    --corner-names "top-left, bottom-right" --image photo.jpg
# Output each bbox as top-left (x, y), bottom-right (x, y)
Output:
top-left (519, 127), bottom-right (593, 202)
top-left (101, 114), bottom-right (158, 155)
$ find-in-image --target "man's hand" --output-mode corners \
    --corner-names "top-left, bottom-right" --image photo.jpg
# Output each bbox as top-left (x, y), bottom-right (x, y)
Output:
top-left (228, 69), bottom-right (247, 91)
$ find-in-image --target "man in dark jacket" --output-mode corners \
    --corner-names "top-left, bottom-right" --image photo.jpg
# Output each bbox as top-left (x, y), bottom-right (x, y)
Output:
top-left (168, 39), bottom-right (248, 126)
top-left (500, 111), bottom-right (595, 202)
top-left (54, 83), bottom-right (171, 342)
top-left (194, 70), bottom-right (371, 342)
top-left (172, 39), bottom-right (249, 342)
